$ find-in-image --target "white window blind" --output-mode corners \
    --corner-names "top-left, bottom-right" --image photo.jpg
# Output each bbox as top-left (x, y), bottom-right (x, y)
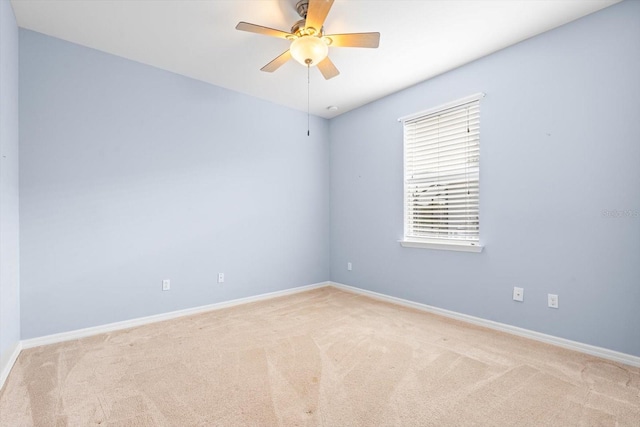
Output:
top-left (401, 94), bottom-right (483, 249)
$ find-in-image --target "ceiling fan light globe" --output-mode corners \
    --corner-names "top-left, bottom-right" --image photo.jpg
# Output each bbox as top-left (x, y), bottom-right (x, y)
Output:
top-left (290, 36), bottom-right (328, 67)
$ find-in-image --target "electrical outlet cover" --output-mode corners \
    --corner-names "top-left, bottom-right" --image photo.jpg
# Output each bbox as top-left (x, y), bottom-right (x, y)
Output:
top-left (513, 287), bottom-right (524, 302)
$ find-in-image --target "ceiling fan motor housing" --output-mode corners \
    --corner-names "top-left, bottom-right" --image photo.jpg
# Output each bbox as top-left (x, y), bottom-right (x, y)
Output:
top-left (296, 0), bottom-right (309, 19)
top-left (293, 0), bottom-right (324, 36)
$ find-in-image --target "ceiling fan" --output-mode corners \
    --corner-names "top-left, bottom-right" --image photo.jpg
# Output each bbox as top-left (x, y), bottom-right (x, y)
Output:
top-left (236, 0), bottom-right (380, 80)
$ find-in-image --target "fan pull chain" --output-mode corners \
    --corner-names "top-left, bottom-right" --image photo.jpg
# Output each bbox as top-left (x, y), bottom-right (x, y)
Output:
top-left (307, 62), bottom-right (310, 136)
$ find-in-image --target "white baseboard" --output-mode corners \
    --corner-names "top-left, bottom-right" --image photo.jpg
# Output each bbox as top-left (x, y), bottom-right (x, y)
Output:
top-left (13, 280), bottom-right (640, 372)
top-left (21, 281), bottom-right (330, 350)
top-left (0, 341), bottom-right (22, 391)
top-left (329, 281), bottom-right (640, 368)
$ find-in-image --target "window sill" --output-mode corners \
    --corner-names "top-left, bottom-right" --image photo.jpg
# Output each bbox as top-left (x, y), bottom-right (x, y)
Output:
top-left (399, 239), bottom-right (484, 253)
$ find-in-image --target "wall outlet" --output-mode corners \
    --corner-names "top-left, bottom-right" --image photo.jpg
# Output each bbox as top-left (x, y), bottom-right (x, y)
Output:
top-left (548, 294), bottom-right (559, 308)
top-left (347, 262), bottom-right (352, 271)
top-left (218, 273), bottom-right (224, 283)
top-left (513, 287), bottom-right (524, 302)
top-left (162, 279), bottom-right (170, 291)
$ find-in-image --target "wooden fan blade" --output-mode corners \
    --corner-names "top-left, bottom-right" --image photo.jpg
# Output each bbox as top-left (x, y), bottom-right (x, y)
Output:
top-left (305, 0), bottom-right (334, 33)
top-left (261, 50), bottom-right (292, 73)
top-left (325, 32), bottom-right (380, 48)
top-left (236, 22), bottom-right (292, 39)
top-left (317, 56), bottom-right (340, 80)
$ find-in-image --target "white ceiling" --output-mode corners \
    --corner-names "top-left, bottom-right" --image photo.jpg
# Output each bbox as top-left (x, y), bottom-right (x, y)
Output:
top-left (11, 0), bottom-right (620, 118)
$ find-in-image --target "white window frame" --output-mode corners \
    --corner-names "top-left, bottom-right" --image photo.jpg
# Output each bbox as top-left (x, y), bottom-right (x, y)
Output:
top-left (398, 93), bottom-right (485, 253)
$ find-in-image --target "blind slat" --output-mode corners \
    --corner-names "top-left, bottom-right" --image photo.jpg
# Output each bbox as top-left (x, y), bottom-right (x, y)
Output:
top-left (408, 137), bottom-right (479, 152)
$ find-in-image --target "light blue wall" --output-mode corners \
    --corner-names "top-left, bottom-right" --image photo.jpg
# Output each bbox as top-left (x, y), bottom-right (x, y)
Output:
top-left (0, 0), bottom-right (20, 366)
top-left (19, 29), bottom-right (330, 339)
top-left (329, 0), bottom-right (640, 356)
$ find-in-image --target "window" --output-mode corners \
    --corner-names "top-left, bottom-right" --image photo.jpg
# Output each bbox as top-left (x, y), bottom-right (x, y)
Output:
top-left (399, 93), bottom-right (484, 252)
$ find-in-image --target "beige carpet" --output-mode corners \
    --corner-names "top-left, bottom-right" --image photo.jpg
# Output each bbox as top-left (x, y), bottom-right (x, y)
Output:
top-left (1, 287), bottom-right (639, 426)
